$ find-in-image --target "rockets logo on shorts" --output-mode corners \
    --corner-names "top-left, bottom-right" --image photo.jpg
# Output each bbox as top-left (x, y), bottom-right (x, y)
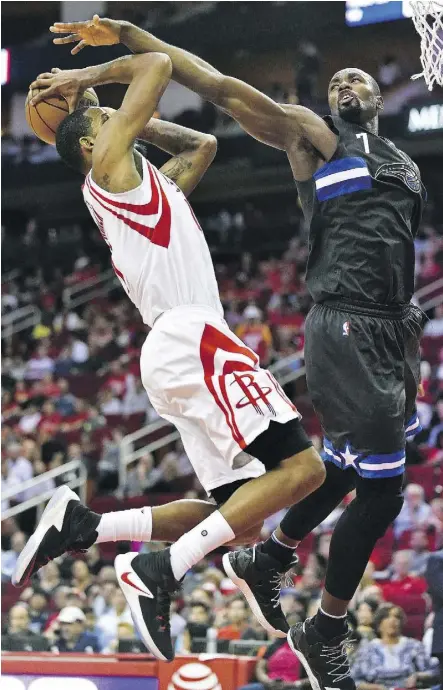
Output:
top-left (200, 323), bottom-right (298, 450)
top-left (232, 372), bottom-right (275, 415)
top-left (343, 321), bottom-right (350, 337)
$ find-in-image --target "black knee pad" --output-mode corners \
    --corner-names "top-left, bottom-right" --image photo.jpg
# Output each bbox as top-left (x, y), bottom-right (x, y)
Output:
top-left (351, 488), bottom-right (404, 541)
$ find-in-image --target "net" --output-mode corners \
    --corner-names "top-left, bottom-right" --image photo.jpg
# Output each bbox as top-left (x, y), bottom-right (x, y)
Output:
top-left (410, 0), bottom-right (443, 90)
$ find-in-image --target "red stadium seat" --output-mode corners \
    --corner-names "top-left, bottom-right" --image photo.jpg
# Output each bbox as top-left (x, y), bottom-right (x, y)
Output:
top-left (67, 373), bottom-right (102, 400)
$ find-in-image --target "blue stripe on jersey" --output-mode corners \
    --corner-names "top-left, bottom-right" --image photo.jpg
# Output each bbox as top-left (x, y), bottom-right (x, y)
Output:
top-left (314, 156), bottom-right (368, 181)
top-left (314, 156), bottom-right (372, 202)
top-left (323, 438), bottom-right (405, 478)
top-left (405, 412), bottom-right (422, 438)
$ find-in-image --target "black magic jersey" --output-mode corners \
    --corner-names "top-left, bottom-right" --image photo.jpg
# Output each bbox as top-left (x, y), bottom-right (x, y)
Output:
top-left (296, 116), bottom-right (426, 305)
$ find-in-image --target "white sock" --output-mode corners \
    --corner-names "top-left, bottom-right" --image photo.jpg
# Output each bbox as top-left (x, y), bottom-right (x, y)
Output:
top-left (170, 511), bottom-right (235, 581)
top-left (95, 508), bottom-right (153, 544)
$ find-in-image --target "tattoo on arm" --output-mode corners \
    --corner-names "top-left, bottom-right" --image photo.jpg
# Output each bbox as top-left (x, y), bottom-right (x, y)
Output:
top-left (162, 156), bottom-right (193, 182)
top-left (141, 120), bottom-right (203, 156)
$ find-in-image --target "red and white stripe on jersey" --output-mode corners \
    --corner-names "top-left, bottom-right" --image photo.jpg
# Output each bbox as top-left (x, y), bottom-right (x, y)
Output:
top-left (85, 161), bottom-right (171, 248)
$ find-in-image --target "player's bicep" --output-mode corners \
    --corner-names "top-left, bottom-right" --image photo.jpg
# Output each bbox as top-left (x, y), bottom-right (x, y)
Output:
top-left (159, 138), bottom-right (217, 197)
top-left (281, 104), bottom-right (337, 161)
top-left (217, 77), bottom-right (291, 150)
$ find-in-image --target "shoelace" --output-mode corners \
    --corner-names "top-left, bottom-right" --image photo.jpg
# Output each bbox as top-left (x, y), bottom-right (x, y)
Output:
top-left (319, 640), bottom-right (351, 683)
top-left (251, 545), bottom-right (294, 609)
top-left (156, 589), bottom-right (173, 634)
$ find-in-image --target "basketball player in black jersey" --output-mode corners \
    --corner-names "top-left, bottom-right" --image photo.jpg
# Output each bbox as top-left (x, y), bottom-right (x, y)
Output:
top-left (46, 17), bottom-right (426, 690)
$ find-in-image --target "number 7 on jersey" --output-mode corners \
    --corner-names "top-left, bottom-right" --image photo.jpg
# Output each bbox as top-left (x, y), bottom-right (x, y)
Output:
top-left (356, 132), bottom-right (370, 154)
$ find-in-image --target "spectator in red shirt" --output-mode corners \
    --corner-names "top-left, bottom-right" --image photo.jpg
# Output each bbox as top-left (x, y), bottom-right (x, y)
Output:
top-left (101, 361), bottom-right (129, 399)
top-left (31, 373), bottom-right (61, 400)
top-left (217, 596), bottom-right (250, 640)
top-left (379, 550), bottom-right (427, 600)
top-left (37, 401), bottom-right (62, 438)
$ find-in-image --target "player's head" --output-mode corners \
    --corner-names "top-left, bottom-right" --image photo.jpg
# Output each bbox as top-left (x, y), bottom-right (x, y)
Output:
top-left (56, 106), bottom-right (111, 174)
top-left (328, 68), bottom-right (383, 124)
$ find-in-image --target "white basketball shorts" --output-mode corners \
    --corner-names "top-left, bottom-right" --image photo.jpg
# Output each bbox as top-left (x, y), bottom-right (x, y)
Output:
top-left (140, 305), bottom-right (300, 495)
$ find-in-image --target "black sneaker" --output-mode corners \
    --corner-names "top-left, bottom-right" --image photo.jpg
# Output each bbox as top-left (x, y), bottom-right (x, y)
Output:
top-left (222, 544), bottom-right (297, 638)
top-left (13, 486), bottom-right (100, 588)
top-left (115, 548), bottom-right (180, 662)
top-left (287, 618), bottom-right (356, 690)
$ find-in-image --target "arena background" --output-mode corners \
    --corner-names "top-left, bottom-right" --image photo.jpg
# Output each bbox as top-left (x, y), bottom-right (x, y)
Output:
top-left (2, 2), bottom-right (443, 689)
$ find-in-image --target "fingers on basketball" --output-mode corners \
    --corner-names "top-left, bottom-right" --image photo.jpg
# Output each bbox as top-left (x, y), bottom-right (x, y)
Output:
top-left (26, 88), bottom-right (69, 145)
top-left (26, 86), bottom-right (99, 145)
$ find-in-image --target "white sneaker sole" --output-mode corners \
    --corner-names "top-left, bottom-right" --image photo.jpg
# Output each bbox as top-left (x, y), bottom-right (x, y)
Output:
top-left (115, 552), bottom-right (169, 662)
top-left (222, 552), bottom-right (287, 638)
top-left (13, 485), bottom-right (79, 587)
top-left (287, 628), bottom-right (321, 690)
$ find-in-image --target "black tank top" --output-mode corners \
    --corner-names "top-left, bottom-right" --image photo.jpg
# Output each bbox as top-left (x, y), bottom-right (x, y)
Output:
top-left (296, 116), bottom-right (426, 305)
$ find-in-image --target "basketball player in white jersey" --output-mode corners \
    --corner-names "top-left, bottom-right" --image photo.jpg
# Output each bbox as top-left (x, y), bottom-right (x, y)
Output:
top-left (16, 53), bottom-right (325, 661)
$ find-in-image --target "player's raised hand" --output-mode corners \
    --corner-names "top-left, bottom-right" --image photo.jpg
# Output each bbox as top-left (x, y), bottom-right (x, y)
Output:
top-left (50, 14), bottom-right (121, 55)
top-left (30, 68), bottom-right (86, 112)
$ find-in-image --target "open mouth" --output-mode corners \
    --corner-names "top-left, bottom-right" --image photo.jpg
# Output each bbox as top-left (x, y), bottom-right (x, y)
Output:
top-left (339, 92), bottom-right (357, 105)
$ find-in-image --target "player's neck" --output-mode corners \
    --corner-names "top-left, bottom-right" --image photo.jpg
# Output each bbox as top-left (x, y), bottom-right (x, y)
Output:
top-left (364, 117), bottom-right (378, 135)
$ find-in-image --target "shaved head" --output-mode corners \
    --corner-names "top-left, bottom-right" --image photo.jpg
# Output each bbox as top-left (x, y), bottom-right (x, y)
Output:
top-left (329, 68), bottom-right (381, 96)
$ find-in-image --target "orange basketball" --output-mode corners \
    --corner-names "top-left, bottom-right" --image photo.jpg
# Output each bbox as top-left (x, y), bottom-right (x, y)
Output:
top-left (25, 88), bottom-right (99, 146)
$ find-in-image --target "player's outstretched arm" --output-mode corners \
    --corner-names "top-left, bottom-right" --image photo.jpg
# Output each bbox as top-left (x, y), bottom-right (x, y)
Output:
top-left (50, 16), bottom-right (336, 161)
top-left (139, 119), bottom-right (217, 197)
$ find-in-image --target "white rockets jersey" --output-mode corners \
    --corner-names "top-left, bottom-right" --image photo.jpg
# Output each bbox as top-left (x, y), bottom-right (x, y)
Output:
top-left (82, 155), bottom-right (223, 327)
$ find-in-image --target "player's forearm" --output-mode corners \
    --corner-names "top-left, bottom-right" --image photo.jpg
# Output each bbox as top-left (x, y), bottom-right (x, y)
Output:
top-left (119, 22), bottom-right (224, 102)
top-left (83, 52), bottom-right (170, 89)
top-left (140, 118), bottom-right (215, 156)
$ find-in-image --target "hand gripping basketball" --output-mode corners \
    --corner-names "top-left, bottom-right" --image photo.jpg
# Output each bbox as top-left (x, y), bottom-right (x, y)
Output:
top-left (30, 67), bottom-right (87, 113)
top-left (50, 14), bottom-right (122, 55)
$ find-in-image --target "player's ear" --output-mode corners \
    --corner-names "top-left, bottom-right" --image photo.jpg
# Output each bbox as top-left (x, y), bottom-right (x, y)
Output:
top-left (80, 136), bottom-right (95, 152)
top-left (376, 96), bottom-right (384, 112)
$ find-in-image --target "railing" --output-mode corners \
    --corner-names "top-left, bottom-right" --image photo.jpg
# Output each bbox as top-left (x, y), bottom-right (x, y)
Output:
top-left (118, 352), bottom-right (306, 489)
top-left (1, 304), bottom-right (41, 339)
top-left (1, 460), bottom-right (87, 522)
top-left (63, 269), bottom-right (119, 310)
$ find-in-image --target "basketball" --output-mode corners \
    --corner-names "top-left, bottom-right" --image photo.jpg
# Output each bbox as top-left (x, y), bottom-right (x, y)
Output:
top-left (25, 87), bottom-right (99, 146)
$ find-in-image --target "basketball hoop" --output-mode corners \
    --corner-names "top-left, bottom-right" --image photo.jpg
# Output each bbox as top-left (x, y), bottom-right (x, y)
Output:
top-left (410, 0), bottom-right (443, 90)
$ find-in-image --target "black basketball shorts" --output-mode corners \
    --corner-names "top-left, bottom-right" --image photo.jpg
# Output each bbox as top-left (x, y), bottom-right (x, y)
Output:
top-left (304, 299), bottom-right (425, 480)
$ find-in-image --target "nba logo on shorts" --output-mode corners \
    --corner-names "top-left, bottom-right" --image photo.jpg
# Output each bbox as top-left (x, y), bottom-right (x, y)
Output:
top-left (343, 321), bottom-right (350, 337)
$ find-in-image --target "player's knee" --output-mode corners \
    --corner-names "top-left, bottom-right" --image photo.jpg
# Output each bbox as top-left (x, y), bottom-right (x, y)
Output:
top-left (285, 447), bottom-right (326, 495)
top-left (304, 447), bottom-right (326, 489)
top-left (354, 490), bottom-right (404, 540)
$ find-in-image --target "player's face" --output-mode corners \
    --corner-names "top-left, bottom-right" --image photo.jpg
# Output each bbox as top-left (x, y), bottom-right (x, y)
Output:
top-left (328, 69), bottom-right (382, 123)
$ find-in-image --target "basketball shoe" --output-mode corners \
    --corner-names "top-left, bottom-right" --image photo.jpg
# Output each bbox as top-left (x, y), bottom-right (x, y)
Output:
top-left (222, 544), bottom-right (298, 637)
top-left (13, 486), bottom-right (100, 587)
top-left (287, 617), bottom-right (356, 690)
top-left (115, 549), bottom-right (180, 662)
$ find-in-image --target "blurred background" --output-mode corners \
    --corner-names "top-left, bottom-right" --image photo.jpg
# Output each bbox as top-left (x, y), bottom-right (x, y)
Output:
top-left (2, 2), bottom-right (443, 689)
